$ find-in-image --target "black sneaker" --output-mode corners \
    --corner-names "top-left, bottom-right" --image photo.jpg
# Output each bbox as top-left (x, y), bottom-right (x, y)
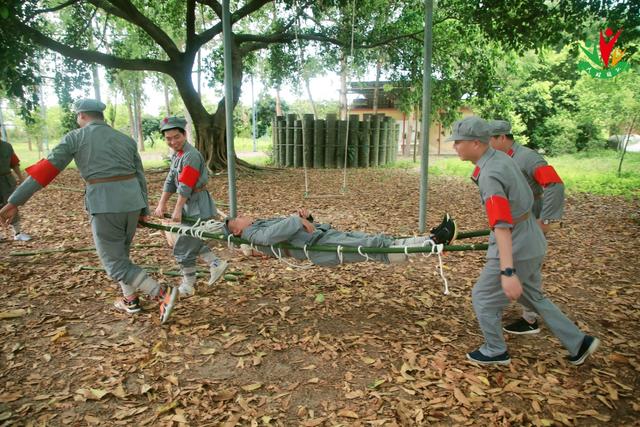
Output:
top-left (430, 213), bottom-right (457, 245)
top-left (568, 335), bottom-right (600, 366)
top-left (114, 297), bottom-right (142, 314)
top-left (503, 318), bottom-right (541, 335)
top-left (466, 349), bottom-right (511, 366)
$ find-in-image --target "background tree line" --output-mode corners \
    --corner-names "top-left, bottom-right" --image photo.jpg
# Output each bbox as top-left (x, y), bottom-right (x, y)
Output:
top-left (0, 0), bottom-right (638, 167)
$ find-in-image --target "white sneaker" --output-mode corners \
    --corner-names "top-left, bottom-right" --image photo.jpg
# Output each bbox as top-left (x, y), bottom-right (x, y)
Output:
top-left (178, 282), bottom-right (195, 297)
top-left (208, 260), bottom-right (228, 285)
top-left (14, 233), bottom-right (32, 241)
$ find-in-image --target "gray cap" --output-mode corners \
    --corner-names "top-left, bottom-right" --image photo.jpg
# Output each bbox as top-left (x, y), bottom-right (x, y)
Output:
top-left (73, 98), bottom-right (106, 113)
top-left (445, 116), bottom-right (490, 143)
top-left (488, 120), bottom-right (512, 136)
top-left (160, 116), bottom-right (188, 132)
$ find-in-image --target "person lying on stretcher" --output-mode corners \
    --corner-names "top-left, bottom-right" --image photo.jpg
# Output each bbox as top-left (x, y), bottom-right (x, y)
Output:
top-left (223, 208), bottom-right (457, 266)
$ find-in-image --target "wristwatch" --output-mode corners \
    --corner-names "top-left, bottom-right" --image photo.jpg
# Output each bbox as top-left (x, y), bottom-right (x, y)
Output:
top-left (500, 267), bottom-right (516, 277)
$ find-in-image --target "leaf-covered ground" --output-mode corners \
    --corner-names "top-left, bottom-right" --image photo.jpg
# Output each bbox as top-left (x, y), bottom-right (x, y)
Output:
top-left (0, 168), bottom-right (638, 426)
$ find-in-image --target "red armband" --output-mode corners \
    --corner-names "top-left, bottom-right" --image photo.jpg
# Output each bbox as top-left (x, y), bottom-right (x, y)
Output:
top-left (533, 165), bottom-right (562, 187)
top-left (9, 153), bottom-right (19, 168)
top-left (178, 165), bottom-right (200, 189)
top-left (25, 159), bottom-right (60, 187)
top-left (485, 195), bottom-right (513, 227)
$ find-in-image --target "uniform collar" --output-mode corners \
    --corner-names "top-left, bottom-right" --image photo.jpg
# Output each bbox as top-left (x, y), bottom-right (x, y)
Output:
top-left (176, 141), bottom-right (192, 156)
top-left (506, 142), bottom-right (520, 157)
top-left (470, 146), bottom-right (497, 183)
top-left (86, 120), bottom-right (108, 127)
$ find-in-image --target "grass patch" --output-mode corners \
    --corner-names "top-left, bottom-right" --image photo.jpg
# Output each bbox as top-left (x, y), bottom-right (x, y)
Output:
top-left (234, 136), bottom-right (272, 153)
top-left (427, 150), bottom-right (640, 198)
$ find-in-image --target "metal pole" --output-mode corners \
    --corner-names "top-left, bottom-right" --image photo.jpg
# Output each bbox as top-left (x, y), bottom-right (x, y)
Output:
top-left (251, 74), bottom-right (257, 152)
top-left (222, 0), bottom-right (237, 217)
top-left (418, 0), bottom-right (433, 233)
top-left (38, 83), bottom-right (50, 155)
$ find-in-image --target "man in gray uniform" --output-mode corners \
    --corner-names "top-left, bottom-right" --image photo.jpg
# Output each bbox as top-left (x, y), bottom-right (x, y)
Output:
top-left (447, 116), bottom-right (598, 366)
top-left (0, 99), bottom-right (178, 324)
top-left (0, 134), bottom-right (31, 241)
top-left (488, 120), bottom-right (565, 335)
top-left (153, 116), bottom-right (227, 297)
top-left (224, 208), bottom-right (457, 266)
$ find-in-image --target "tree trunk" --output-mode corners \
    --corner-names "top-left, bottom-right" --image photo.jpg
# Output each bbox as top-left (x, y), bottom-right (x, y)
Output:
top-left (339, 55), bottom-right (348, 120)
top-left (135, 90), bottom-right (144, 152)
top-left (171, 43), bottom-right (252, 171)
top-left (275, 88), bottom-right (283, 116)
top-left (163, 82), bottom-right (171, 116)
top-left (304, 76), bottom-right (318, 118)
top-left (127, 95), bottom-right (135, 140)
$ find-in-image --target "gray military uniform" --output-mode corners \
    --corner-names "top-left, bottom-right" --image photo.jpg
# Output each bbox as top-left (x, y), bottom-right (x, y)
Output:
top-left (9, 108), bottom-right (159, 297)
top-left (471, 146), bottom-right (585, 357)
top-left (0, 140), bottom-right (20, 226)
top-left (241, 215), bottom-right (394, 266)
top-left (508, 142), bottom-right (564, 220)
top-left (163, 141), bottom-right (219, 268)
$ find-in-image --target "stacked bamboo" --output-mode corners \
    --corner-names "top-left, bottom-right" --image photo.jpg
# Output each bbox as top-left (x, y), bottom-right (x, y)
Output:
top-left (272, 113), bottom-right (399, 168)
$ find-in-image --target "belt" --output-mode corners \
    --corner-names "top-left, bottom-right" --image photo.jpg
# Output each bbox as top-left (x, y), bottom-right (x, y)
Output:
top-left (85, 174), bottom-right (136, 185)
top-left (192, 185), bottom-right (207, 193)
top-left (513, 212), bottom-right (530, 224)
top-left (0, 172), bottom-right (11, 177)
top-left (533, 193), bottom-right (543, 200)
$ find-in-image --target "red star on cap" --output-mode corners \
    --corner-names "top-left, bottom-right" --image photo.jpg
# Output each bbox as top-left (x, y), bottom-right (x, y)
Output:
top-left (163, 117), bottom-right (169, 123)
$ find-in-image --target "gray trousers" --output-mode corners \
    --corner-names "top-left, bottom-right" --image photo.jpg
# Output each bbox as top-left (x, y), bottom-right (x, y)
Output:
top-left (472, 257), bottom-right (585, 357)
top-left (91, 211), bottom-right (145, 288)
top-left (173, 234), bottom-right (212, 268)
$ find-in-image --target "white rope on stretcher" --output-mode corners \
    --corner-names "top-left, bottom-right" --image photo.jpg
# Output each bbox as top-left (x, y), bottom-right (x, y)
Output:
top-left (418, 239), bottom-right (449, 295)
top-left (269, 245), bottom-right (314, 270)
top-left (337, 245), bottom-right (344, 264)
top-left (357, 246), bottom-right (370, 261)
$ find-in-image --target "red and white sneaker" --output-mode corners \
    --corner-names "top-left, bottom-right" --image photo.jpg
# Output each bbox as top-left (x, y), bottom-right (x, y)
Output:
top-left (158, 286), bottom-right (179, 324)
top-left (114, 296), bottom-right (142, 314)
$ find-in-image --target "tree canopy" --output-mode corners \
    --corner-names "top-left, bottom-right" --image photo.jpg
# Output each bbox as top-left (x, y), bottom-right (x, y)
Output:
top-left (0, 0), bottom-right (637, 168)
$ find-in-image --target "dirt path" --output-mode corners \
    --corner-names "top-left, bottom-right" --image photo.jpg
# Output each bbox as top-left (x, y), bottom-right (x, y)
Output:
top-left (0, 168), bottom-right (638, 425)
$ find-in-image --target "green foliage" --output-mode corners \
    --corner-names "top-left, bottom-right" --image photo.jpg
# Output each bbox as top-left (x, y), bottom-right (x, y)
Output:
top-left (531, 113), bottom-right (579, 156)
top-left (430, 151), bottom-right (640, 198)
top-left (141, 116), bottom-right (161, 147)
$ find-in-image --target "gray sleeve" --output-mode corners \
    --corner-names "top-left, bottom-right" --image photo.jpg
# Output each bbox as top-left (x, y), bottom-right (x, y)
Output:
top-left (8, 133), bottom-right (77, 206)
top-left (540, 182), bottom-right (565, 220)
top-left (244, 216), bottom-right (304, 246)
top-left (133, 149), bottom-right (150, 216)
top-left (163, 157), bottom-right (178, 193)
top-left (7, 177), bottom-right (43, 206)
top-left (525, 153), bottom-right (564, 220)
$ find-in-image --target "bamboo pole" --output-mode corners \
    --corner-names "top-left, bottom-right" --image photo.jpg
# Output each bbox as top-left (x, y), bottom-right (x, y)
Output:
top-left (325, 114), bottom-right (337, 168)
top-left (286, 113), bottom-right (296, 167)
top-left (360, 119), bottom-right (370, 168)
top-left (293, 118), bottom-right (303, 167)
top-left (371, 115), bottom-right (380, 167)
top-left (303, 114), bottom-right (315, 169)
top-left (348, 114), bottom-right (359, 168)
top-left (313, 119), bottom-right (326, 168)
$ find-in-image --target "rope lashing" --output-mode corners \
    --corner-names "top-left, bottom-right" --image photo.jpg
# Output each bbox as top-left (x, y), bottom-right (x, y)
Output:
top-left (175, 213), bottom-right (491, 242)
top-left (357, 246), bottom-right (370, 261)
